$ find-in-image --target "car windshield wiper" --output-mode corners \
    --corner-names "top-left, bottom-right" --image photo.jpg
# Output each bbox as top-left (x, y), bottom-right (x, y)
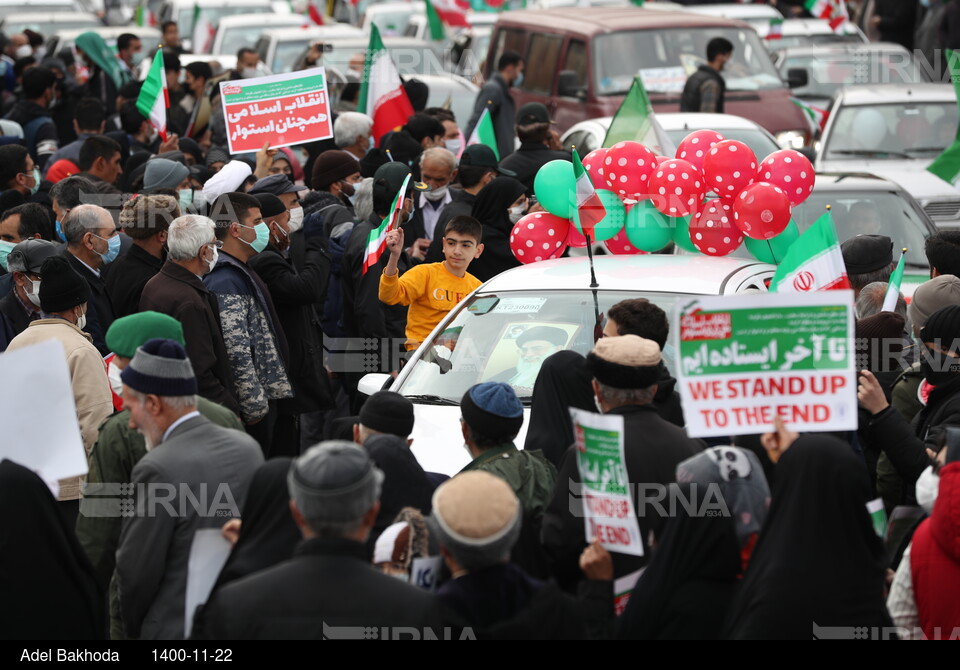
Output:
top-left (905, 146), bottom-right (946, 155)
top-left (828, 149), bottom-right (912, 159)
top-left (404, 394), bottom-right (460, 406)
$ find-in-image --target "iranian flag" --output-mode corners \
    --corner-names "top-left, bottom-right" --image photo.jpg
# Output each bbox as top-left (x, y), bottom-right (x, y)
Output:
top-left (771, 211), bottom-right (851, 293)
top-left (467, 106), bottom-right (499, 160)
top-left (929, 50), bottom-right (960, 186)
top-left (766, 18), bottom-right (783, 40)
top-left (358, 24), bottom-right (415, 143)
top-left (135, 1), bottom-right (156, 26)
top-left (306, 0), bottom-right (325, 25)
top-left (791, 97), bottom-right (829, 134)
top-left (426, 0), bottom-right (469, 41)
top-left (882, 249), bottom-right (906, 312)
top-left (602, 77), bottom-right (675, 156)
top-left (363, 173), bottom-right (411, 275)
top-left (804, 0), bottom-right (848, 33)
top-left (192, 4), bottom-right (216, 53)
top-left (136, 48), bottom-right (169, 140)
top-left (572, 149), bottom-right (605, 238)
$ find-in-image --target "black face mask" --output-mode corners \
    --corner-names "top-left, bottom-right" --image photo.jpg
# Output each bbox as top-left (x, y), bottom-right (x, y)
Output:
top-left (921, 349), bottom-right (960, 386)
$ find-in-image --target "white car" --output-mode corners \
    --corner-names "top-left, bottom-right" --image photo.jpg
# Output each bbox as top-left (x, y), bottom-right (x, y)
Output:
top-left (675, 2), bottom-right (782, 32)
top-left (154, 0), bottom-right (286, 52)
top-left (356, 255), bottom-right (774, 476)
top-left (0, 12), bottom-right (99, 37)
top-left (815, 83), bottom-right (960, 228)
top-left (560, 112), bottom-right (783, 160)
top-left (764, 18), bottom-right (867, 52)
top-left (210, 14), bottom-right (312, 57)
top-left (254, 24), bottom-right (364, 74)
top-left (361, 2), bottom-right (423, 37)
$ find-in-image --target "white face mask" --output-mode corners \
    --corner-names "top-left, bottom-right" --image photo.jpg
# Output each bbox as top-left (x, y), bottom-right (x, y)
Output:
top-left (107, 359), bottom-right (124, 397)
top-left (15, 44), bottom-right (32, 59)
top-left (444, 139), bottom-right (462, 154)
top-left (25, 278), bottom-right (42, 308)
top-left (287, 207), bottom-right (304, 233)
top-left (204, 245), bottom-right (219, 274)
top-left (76, 308), bottom-right (87, 331)
top-left (915, 465), bottom-right (940, 514)
top-left (423, 184), bottom-right (449, 202)
top-left (508, 205), bottom-right (526, 224)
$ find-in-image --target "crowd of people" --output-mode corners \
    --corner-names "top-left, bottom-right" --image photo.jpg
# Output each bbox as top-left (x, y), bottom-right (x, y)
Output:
top-left (2, 4), bottom-right (960, 643)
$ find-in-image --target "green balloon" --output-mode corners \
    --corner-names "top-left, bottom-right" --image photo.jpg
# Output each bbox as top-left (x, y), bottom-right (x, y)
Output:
top-left (534, 159), bottom-right (577, 219)
top-left (625, 199), bottom-right (673, 252)
top-left (672, 213), bottom-right (698, 253)
top-left (745, 219), bottom-right (800, 263)
top-left (572, 189), bottom-right (626, 242)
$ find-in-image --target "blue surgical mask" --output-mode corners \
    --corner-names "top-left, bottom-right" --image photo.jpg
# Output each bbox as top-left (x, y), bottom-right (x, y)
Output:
top-left (366, 135), bottom-right (376, 155)
top-left (95, 233), bottom-right (121, 264)
top-left (27, 167), bottom-right (40, 195)
top-left (55, 219), bottom-right (67, 242)
top-left (132, 51), bottom-right (146, 67)
top-left (0, 240), bottom-right (14, 271)
top-left (240, 222), bottom-right (270, 253)
top-left (514, 71), bottom-right (524, 88)
top-left (179, 189), bottom-right (194, 211)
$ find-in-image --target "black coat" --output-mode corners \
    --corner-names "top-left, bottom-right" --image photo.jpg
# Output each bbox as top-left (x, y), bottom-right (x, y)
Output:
top-left (192, 537), bottom-right (446, 639)
top-left (498, 143), bottom-right (571, 197)
top-left (875, 0), bottom-right (919, 50)
top-left (0, 286), bottom-right (38, 339)
top-left (105, 244), bottom-right (163, 319)
top-left (248, 240), bottom-right (334, 413)
top-left (541, 404), bottom-right (704, 591)
top-left (64, 251), bottom-right (114, 356)
top-left (139, 261), bottom-right (241, 417)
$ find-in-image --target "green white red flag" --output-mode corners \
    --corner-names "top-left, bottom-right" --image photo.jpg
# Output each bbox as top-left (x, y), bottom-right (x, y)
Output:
top-left (136, 47), bottom-right (169, 140)
top-left (882, 250), bottom-right (906, 313)
top-left (572, 149), bottom-right (605, 239)
top-left (771, 211), bottom-right (850, 293)
top-left (358, 24), bottom-right (415, 143)
top-left (362, 173), bottom-right (411, 275)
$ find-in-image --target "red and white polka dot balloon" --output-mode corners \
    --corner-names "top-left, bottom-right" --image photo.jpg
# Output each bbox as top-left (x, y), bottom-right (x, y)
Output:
top-left (510, 212), bottom-right (570, 263)
top-left (689, 198), bottom-right (743, 256)
top-left (582, 148), bottom-right (609, 190)
top-left (676, 129), bottom-right (726, 172)
top-left (732, 182), bottom-right (792, 240)
top-left (702, 140), bottom-right (758, 200)
top-left (648, 158), bottom-right (705, 218)
top-left (603, 141), bottom-right (658, 198)
top-left (604, 225), bottom-right (646, 255)
top-left (757, 149), bottom-right (815, 206)
top-left (566, 221), bottom-right (588, 248)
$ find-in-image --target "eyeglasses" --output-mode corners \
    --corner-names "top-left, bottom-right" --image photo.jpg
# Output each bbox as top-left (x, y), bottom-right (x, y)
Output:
top-left (207, 240), bottom-right (224, 249)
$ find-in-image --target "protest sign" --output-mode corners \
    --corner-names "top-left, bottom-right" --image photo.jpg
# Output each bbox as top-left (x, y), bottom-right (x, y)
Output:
top-left (220, 68), bottom-right (333, 155)
top-left (184, 528), bottom-right (232, 636)
top-left (571, 408), bottom-right (644, 557)
top-left (674, 291), bottom-right (856, 437)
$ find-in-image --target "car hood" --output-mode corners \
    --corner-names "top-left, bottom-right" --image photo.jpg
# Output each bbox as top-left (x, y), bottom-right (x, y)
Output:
top-left (818, 160), bottom-right (959, 198)
top-left (408, 404), bottom-right (531, 477)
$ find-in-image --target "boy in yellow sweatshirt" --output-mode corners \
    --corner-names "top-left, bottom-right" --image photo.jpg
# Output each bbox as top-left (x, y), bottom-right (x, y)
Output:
top-left (379, 216), bottom-right (484, 350)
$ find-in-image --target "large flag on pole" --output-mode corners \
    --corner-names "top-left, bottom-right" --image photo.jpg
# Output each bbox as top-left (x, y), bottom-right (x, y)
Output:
top-left (882, 249), bottom-right (906, 313)
top-left (467, 105), bottom-right (499, 160)
top-left (362, 173), bottom-right (411, 275)
top-left (928, 50), bottom-right (960, 186)
top-left (771, 210), bottom-right (851, 292)
top-left (191, 3), bottom-right (215, 53)
top-left (602, 77), bottom-right (676, 156)
top-left (136, 48), bottom-right (169, 141)
top-left (426, 0), bottom-right (469, 41)
top-left (572, 149), bottom-right (605, 238)
top-left (358, 24), bottom-right (415, 143)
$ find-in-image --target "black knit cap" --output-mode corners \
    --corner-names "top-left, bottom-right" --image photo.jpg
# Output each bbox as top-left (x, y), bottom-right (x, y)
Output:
top-left (920, 304), bottom-right (960, 353)
top-left (253, 193), bottom-right (287, 219)
top-left (38, 256), bottom-right (89, 313)
top-left (841, 235), bottom-right (893, 274)
top-left (358, 391), bottom-right (415, 438)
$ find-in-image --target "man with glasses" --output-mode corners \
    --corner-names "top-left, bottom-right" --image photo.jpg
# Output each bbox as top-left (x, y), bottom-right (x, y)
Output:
top-left (492, 325), bottom-right (569, 391)
top-left (139, 214), bottom-right (242, 418)
top-left (403, 147), bottom-right (458, 260)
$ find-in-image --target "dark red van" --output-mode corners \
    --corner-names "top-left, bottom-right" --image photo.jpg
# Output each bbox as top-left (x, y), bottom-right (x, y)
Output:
top-left (483, 7), bottom-right (812, 147)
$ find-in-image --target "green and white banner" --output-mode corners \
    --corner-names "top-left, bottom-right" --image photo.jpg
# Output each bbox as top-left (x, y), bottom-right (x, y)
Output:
top-left (674, 292), bottom-right (856, 437)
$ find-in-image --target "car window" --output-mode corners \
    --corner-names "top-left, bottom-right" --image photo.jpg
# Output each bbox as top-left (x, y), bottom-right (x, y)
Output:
top-left (822, 102), bottom-right (958, 160)
top-left (523, 34), bottom-right (563, 95)
top-left (491, 28), bottom-right (526, 75)
top-left (399, 291), bottom-right (682, 403)
top-left (563, 40), bottom-right (588, 92)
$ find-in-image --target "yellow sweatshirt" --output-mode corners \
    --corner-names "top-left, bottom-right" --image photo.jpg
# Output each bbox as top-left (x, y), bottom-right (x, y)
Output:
top-left (379, 262), bottom-right (481, 349)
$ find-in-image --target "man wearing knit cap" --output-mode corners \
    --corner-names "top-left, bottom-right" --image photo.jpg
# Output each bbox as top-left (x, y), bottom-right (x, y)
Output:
top-left (106, 194), bottom-right (180, 319)
top-left (859, 304), bottom-right (960, 508)
top-left (144, 158), bottom-right (190, 193)
top-left (6, 255), bottom-right (113, 519)
top-left (542, 334), bottom-right (703, 590)
top-left (432, 471), bottom-right (588, 639)
top-left (115, 338), bottom-right (262, 640)
top-left (77, 313), bottom-right (244, 640)
top-left (841, 234), bottom-right (894, 299)
top-left (354, 390), bottom-right (416, 444)
top-left (459, 382), bottom-right (556, 522)
top-left (304, 150), bottom-right (361, 238)
top-left (193, 441), bottom-right (444, 639)
top-left (249, 192), bottom-right (334, 452)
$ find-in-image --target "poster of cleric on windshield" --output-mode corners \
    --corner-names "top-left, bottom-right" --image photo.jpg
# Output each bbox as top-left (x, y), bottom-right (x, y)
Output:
top-left (673, 291), bottom-right (857, 438)
top-left (220, 68), bottom-right (332, 155)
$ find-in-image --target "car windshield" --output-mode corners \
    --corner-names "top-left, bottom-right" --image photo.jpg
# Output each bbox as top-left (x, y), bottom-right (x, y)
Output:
top-left (179, 6), bottom-right (272, 37)
top-left (782, 51), bottom-right (926, 100)
top-left (822, 102), bottom-right (958, 160)
top-left (398, 291), bottom-right (682, 404)
top-left (272, 39), bottom-right (314, 73)
top-left (594, 27), bottom-right (782, 96)
top-left (665, 127), bottom-right (780, 161)
top-left (221, 25), bottom-right (299, 57)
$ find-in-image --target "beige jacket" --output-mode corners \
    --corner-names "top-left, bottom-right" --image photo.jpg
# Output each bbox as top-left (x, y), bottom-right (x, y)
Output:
top-left (7, 318), bottom-right (113, 500)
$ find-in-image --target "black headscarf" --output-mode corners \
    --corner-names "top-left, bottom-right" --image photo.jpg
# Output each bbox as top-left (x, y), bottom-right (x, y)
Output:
top-left (468, 177), bottom-right (527, 282)
top-left (211, 458), bottom-right (300, 592)
top-left (723, 435), bottom-right (890, 639)
top-left (0, 460), bottom-right (107, 639)
top-left (523, 350), bottom-right (595, 468)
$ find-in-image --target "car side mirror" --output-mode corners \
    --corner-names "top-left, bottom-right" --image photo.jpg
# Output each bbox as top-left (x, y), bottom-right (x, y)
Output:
top-left (357, 373), bottom-right (392, 397)
top-left (558, 70), bottom-right (585, 100)
top-left (787, 68), bottom-right (809, 89)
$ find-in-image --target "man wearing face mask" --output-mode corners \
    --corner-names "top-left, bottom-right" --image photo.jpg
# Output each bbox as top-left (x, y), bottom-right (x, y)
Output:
top-left (4, 66), bottom-right (60, 170)
top-left (106, 195), bottom-right (179, 319)
top-left (249, 193), bottom-right (333, 453)
top-left (403, 147), bottom-right (457, 259)
top-left (0, 238), bottom-right (58, 341)
top-left (0, 145), bottom-right (42, 208)
top-left (304, 150), bottom-right (361, 236)
top-left (333, 112), bottom-right (375, 163)
top-left (6, 255), bottom-right (113, 522)
top-left (204, 192), bottom-right (293, 455)
top-left (116, 34), bottom-right (143, 75)
top-left (236, 48), bottom-right (262, 80)
top-left (62, 204), bottom-right (118, 355)
top-left (465, 51), bottom-right (524, 161)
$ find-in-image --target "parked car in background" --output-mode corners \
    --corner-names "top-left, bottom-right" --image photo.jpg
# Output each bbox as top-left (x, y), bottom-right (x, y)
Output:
top-left (814, 83), bottom-right (960, 229)
top-left (674, 2), bottom-right (782, 33)
top-left (361, 2), bottom-right (422, 37)
top-left (45, 26), bottom-right (162, 65)
top-left (764, 18), bottom-right (866, 54)
top-left (255, 24), bottom-right (364, 74)
top-left (287, 34), bottom-right (447, 77)
top-left (154, 0), bottom-right (285, 52)
top-left (560, 112), bottom-right (783, 159)
top-left (0, 12), bottom-right (100, 38)
top-left (210, 14), bottom-right (311, 57)
top-left (485, 7), bottom-right (812, 147)
top-left (357, 255), bottom-right (774, 475)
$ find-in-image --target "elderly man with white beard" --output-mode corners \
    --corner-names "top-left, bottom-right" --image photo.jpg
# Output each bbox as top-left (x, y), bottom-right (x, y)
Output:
top-left (492, 326), bottom-right (568, 391)
top-left (115, 338), bottom-right (262, 640)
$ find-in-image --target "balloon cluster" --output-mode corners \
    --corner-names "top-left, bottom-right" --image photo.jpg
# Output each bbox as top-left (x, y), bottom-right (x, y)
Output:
top-left (509, 131), bottom-right (815, 263)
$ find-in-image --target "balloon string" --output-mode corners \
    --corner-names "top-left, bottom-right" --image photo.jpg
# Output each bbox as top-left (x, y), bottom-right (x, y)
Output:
top-left (767, 239), bottom-right (776, 264)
